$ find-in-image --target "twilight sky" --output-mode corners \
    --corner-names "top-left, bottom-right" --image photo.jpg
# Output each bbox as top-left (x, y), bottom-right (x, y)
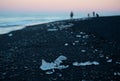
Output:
top-left (0, 0), bottom-right (120, 13)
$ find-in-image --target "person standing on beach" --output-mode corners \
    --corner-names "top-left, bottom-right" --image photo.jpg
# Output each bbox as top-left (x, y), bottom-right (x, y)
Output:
top-left (93, 11), bottom-right (95, 17)
top-left (70, 11), bottom-right (74, 19)
top-left (96, 13), bottom-right (99, 17)
top-left (88, 13), bottom-right (90, 18)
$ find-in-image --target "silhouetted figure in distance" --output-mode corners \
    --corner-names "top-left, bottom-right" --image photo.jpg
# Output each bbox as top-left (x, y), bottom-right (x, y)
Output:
top-left (93, 11), bottom-right (95, 17)
top-left (70, 11), bottom-right (74, 19)
top-left (88, 13), bottom-right (90, 18)
top-left (96, 13), bottom-right (99, 18)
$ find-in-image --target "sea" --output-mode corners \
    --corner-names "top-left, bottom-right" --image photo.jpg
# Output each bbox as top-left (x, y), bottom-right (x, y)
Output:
top-left (1, 12), bottom-right (118, 35)
top-left (0, 12), bottom-right (80, 34)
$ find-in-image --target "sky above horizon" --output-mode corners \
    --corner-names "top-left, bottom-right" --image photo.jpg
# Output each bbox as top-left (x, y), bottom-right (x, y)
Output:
top-left (0, 0), bottom-right (120, 14)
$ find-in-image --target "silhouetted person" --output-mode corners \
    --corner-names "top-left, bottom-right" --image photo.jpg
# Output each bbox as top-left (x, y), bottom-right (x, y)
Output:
top-left (70, 11), bottom-right (74, 19)
top-left (96, 13), bottom-right (99, 18)
top-left (88, 13), bottom-right (90, 18)
top-left (93, 11), bottom-right (95, 17)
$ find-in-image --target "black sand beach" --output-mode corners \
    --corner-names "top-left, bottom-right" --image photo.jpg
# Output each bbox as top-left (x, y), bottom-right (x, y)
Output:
top-left (0, 16), bottom-right (120, 81)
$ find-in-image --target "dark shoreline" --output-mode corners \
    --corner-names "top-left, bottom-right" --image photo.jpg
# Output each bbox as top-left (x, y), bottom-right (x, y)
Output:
top-left (0, 16), bottom-right (120, 81)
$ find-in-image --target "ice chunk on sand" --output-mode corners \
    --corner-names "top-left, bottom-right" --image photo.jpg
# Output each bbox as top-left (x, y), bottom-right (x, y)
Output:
top-left (73, 61), bottom-right (99, 66)
top-left (81, 50), bottom-right (86, 53)
top-left (75, 40), bottom-right (79, 43)
top-left (46, 71), bottom-right (54, 75)
top-left (82, 35), bottom-right (89, 39)
top-left (64, 43), bottom-right (68, 46)
top-left (40, 55), bottom-right (68, 71)
top-left (80, 32), bottom-right (85, 35)
top-left (114, 72), bottom-right (120, 76)
top-left (8, 33), bottom-right (13, 37)
top-left (72, 43), bottom-right (75, 45)
top-left (47, 28), bottom-right (58, 31)
top-left (59, 23), bottom-right (74, 30)
top-left (76, 35), bottom-right (81, 38)
top-left (54, 55), bottom-right (67, 65)
top-left (40, 60), bottom-right (55, 71)
top-left (116, 62), bottom-right (120, 64)
top-left (107, 59), bottom-right (112, 62)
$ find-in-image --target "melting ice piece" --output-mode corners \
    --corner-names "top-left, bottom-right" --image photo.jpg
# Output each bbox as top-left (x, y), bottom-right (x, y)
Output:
top-left (114, 72), bottom-right (120, 76)
top-left (72, 43), bottom-right (76, 45)
top-left (40, 55), bottom-right (68, 71)
top-left (80, 32), bottom-right (85, 35)
top-left (59, 23), bottom-right (74, 30)
top-left (73, 61), bottom-right (99, 66)
top-left (46, 71), bottom-right (54, 75)
top-left (81, 50), bottom-right (86, 53)
top-left (40, 60), bottom-right (55, 71)
top-left (54, 55), bottom-right (67, 65)
top-left (47, 29), bottom-right (58, 31)
top-left (8, 33), bottom-right (13, 37)
top-left (116, 62), bottom-right (120, 64)
top-left (55, 65), bottom-right (69, 70)
top-left (82, 35), bottom-right (89, 39)
top-left (107, 59), bottom-right (112, 62)
top-left (76, 35), bottom-right (81, 38)
top-left (64, 43), bottom-right (68, 46)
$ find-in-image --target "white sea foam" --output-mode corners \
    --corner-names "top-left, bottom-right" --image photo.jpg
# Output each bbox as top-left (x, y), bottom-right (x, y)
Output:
top-left (0, 26), bottom-right (25, 34)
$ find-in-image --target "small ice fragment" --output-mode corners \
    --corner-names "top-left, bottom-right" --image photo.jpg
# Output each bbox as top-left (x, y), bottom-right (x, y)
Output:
top-left (46, 71), bottom-right (54, 75)
top-left (107, 59), bottom-right (112, 62)
top-left (106, 56), bottom-right (109, 59)
top-left (54, 55), bottom-right (67, 65)
top-left (73, 61), bottom-right (99, 66)
top-left (76, 35), bottom-right (81, 38)
top-left (80, 32), bottom-right (85, 35)
top-left (116, 62), bottom-right (120, 64)
top-left (72, 43), bottom-right (75, 45)
top-left (55, 65), bottom-right (69, 70)
top-left (72, 62), bottom-right (80, 66)
top-left (8, 33), bottom-right (13, 37)
top-left (114, 72), bottom-right (120, 76)
top-left (47, 29), bottom-right (58, 31)
top-left (92, 61), bottom-right (99, 65)
top-left (58, 73), bottom-right (62, 77)
top-left (94, 49), bottom-right (98, 52)
top-left (59, 23), bottom-right (74, 30)
top-left (81, 50), bottom-right (86, 53)
top-left (82, 80), bottom-right (86, 81)
top-left (64, 43), bottom-right (68, 46)
top-left (75, 40), bottom-right (79, 43)
top-left (99, 54), bottom-right (104, 58)
top-left (82, 35), bottom-right (89, 39)
top-left (40, 55), bottom-right (68, 72)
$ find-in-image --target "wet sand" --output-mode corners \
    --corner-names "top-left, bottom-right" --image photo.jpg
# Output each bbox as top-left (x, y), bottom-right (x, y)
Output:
top-left (0, 16), bottom-right (120, 81)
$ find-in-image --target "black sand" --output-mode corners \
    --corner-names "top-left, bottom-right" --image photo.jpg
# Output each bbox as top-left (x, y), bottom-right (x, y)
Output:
top-left (0, 16), bottom-right (120, 81)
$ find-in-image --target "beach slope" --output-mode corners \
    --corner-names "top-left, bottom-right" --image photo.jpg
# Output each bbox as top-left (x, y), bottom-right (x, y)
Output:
top-left (0, 16), bottom-right (120, 81)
